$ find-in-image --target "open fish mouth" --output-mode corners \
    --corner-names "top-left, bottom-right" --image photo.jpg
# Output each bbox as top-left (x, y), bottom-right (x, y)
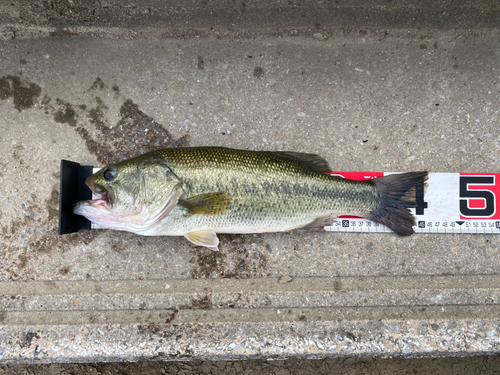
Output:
top-left (87, 196), bottom-right (108, 208)
top-left (73, 183), bottom-right (112, 219)
top-left (89, 184), bottom-right (112, 208)
top-left (77, 182), bottom-right (113, 211)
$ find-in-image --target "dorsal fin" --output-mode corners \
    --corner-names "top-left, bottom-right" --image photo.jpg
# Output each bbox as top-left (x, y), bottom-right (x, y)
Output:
top-left (270, 151), bottom-right (331, 173)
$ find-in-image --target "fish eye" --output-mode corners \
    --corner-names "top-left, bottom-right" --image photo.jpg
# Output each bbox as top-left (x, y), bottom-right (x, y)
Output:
top-left (103, 168), bottom-right (117, 181)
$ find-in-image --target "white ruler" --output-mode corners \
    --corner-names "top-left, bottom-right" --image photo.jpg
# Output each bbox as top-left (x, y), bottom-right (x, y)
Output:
top-left (326, 172), bottom-right (500, 234)
top-left (91, 169), bottom-right (500, 234)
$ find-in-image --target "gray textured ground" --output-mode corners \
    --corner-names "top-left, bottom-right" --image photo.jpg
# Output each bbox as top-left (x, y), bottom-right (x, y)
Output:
top-left (1, 356), bottom-right (500, 374)
top-left (0, 0), bottom-right (500, 371)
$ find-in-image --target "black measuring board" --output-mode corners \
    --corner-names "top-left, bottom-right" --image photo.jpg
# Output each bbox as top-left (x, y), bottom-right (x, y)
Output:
top-left (58, 160), bottom-right (94, 234)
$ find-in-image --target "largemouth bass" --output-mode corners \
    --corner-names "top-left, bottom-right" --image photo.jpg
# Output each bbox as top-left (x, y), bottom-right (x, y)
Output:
top-left (74, 147), bottom-right (427, 250)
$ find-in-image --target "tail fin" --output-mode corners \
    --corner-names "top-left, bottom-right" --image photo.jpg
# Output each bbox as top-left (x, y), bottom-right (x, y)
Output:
top-left (369, 172), bottom-right (428, 236)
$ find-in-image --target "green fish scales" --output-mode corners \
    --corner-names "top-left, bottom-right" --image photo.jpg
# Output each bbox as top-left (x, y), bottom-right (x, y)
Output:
top-left (158, 147), bottom-right (378, 234)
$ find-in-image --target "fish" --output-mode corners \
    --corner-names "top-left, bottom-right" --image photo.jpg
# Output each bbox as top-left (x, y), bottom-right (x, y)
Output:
top-left (73, 147), bottom-right (428, 250)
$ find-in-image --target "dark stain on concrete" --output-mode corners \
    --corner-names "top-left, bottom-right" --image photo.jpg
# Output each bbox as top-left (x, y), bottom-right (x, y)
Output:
top-left (2, 76), bottom-right (187, 165)
top-left (339, 329), bottom-right (357, 342)
top-left (197, 56), bottom-right (205, 70)
top-left (26, 332), bottom-right (40, 345)
top-left (89, 77), bottom-right (106, 90)
top-left (0, 75), bottom-right (41, 111)
top-left (253, 67), bottom-right (264, 77)
top-left (87, 98), bottom-right (107, 130)
top-left (223, 234), bottom-right (268, 277)
top-left (191, 250), bottom-right (226, 279)
top-left (333, 280), bottom-right (342, 292)
top-left (12, 145), bottom-right (26, 166)
top-left (190, 234), bottom-right (268, 279)
top-left (30, 230), bottom-right (90, 256)
top-left (74, 96), bottom-right (188, 164)
top-left (43, 281), bottom-right (57, 289)
top-left (164, 309), bottom-right (179, 324)
top-left (41, 95), bottom-right (51, 114)
top-left (138, 323), bottom-right (161, 334)
top-left (74, 126), bottom-right (107, 161)
top-left (2, 208), bottom-right (98, 276)
top-left (18, 254), bottom-right (29, 269)
top-left (187, 294), bottom-right (212, 309)
top-left (53, 99), bottom-right (77, 127)
top-left (107, 98), bottom-right (187, 163)
top-left (46, 186), bottom-right (60, 224)
top-left (55, 90), bottom-right (187, 164)
top-left (59, 266), bottom-right (70, 275)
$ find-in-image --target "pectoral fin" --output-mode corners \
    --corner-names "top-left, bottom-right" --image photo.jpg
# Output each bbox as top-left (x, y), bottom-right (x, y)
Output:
top-left (185, 229), bottom-right (220, 251)
top-left (179, 192), bottom-right (232, 216)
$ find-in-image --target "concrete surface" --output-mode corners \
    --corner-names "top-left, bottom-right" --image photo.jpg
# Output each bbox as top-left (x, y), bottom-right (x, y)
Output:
top-left (2, 356), bottom-right (500, 375)
top-left (1, 0), bottom-right (500, 39)
top-left (0, 0), bottom-right (500, 366)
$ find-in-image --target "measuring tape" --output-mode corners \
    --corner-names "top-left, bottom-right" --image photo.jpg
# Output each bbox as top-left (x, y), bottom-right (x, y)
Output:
top-left (328, 172), bottom-right (500, 234)
top-left (58, 162), bottom-right (500, 235)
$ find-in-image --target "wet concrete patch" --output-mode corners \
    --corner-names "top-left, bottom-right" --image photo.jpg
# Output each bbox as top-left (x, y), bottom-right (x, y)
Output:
top-left (45, 186), bottom-right (60, 223)
top-left (187, 294), bottom-right (212, 309)
top-left (190, 250), bottom-right (226, 279)
top-left (190, 234), bottom-right (269, 279)
top-left (89, 77), bottom-right (106, 90)
top-left (253, 67), bottom-right (264, 77)
top-left (0, 75), bottom-right (42, 111)
top-left (66, 96), bottom-right (188, 164)
top-left (0, 207), bottom-right (98, 279)
top-left (197, 56), bottom-right (205, 70)
top-left (61, 88), bottom-right (186, 164)
top-left (109, 99), bottom-right (188, 163)
top-left (53, 100), bottom-right (77, 127)
top-left (3, 75), bottom-right (190, 165)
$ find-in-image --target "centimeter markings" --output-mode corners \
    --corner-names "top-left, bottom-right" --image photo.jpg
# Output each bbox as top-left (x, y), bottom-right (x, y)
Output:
top-left (93, 220), bottom-right (500, 233)
top-left (325, 219), bottom-right (500, 234)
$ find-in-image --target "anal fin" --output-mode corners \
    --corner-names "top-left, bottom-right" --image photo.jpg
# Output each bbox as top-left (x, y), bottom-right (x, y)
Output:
top-left (185, 229), bottom-right (220, 251)
top-left (299, 214), bottom-right (337, 231)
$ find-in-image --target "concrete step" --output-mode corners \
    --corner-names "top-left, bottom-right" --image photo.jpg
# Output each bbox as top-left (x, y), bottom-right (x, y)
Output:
top-left (1, 9), bottom-right (500, 361)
